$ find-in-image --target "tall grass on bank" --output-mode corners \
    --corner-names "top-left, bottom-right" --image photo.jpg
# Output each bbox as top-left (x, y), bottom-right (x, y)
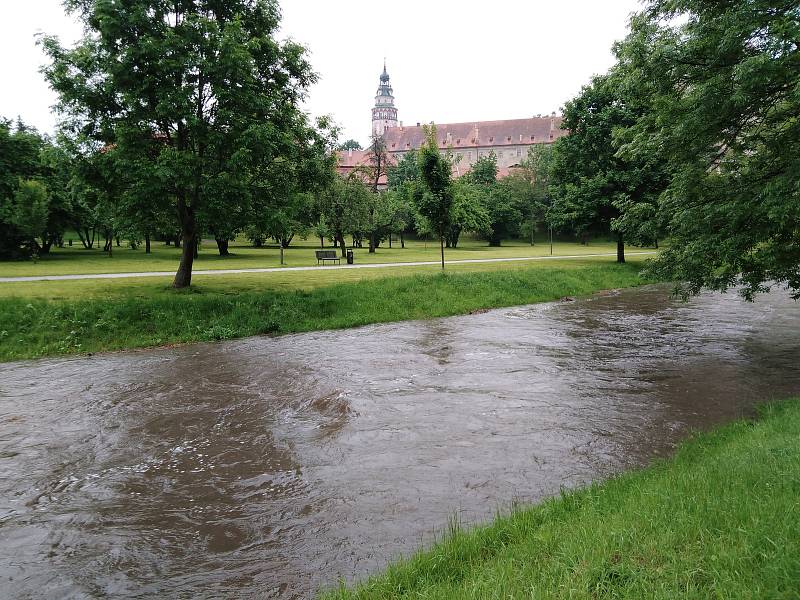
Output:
top-left (322, 399), bottom-right (800, 599)
top-left (0, 263), bottom-right (644, 362)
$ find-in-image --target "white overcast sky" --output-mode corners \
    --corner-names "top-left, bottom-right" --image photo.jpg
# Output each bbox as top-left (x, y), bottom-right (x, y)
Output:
top-left (0, 0), bottom-right (643, 144)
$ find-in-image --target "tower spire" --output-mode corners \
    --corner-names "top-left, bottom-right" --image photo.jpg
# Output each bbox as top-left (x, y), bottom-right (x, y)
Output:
top-left (372, 61), bottom-right (398, 136)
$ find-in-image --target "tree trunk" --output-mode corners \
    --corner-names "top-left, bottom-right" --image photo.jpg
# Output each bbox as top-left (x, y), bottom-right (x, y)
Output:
top-left (215, 238), bottom-right (229, 256)
top-left (193, 237), bottom-right (199, 259)
top-left (400, 232), bottom-right (405, 249)
top-left (368, 233), bottom-right (376, 253)
top-left (115, 236), bottom-right (121, 247)
top-left (337, 233), bottom-right (347, 257)
top-left (145, 233), bottom-right (151, 254)
top-left (617, 234), bottom-right (625, 263)
top-left (319, 235), bottom-right (324, 247)
top-left (175, 235), bottom-right (181, 249)
top-left (388, 234), bottom-right (392, 249)
top-left (440, 236), bottom-right (445, 270)
top-left (173, 200), bottom-right (196, 288)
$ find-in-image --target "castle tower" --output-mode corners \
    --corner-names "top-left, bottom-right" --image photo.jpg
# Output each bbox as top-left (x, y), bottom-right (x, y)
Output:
top-left (372, 61), bottom-right (398, 137)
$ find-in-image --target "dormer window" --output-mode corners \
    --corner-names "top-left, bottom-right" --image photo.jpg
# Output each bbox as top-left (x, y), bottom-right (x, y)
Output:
top-left (489, 136), bottom-right (494, 143)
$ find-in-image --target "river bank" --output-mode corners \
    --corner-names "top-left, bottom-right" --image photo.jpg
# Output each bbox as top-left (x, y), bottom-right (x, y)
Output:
top-left (322, 398), bottom-right (800, 599)
top-left (0, 261), bottom-right (646, 361)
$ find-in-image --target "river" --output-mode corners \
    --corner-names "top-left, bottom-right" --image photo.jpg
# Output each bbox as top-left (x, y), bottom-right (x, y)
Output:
top-left (1, 284), bottom-right (798, 598)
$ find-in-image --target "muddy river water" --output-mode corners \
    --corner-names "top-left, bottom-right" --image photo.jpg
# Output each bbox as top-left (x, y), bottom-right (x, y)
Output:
top-left (1, 284), bottom-right (799, 598)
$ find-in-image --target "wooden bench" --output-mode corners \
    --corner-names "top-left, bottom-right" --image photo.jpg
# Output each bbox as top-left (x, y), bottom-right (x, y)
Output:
top-left (315, 249), bottom-right (341, 265)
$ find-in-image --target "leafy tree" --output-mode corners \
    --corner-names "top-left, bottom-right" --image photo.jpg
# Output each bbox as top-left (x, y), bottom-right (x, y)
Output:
top-left (508, 145), bottom-right (554, 245)
top-left (618, 0), bottom-right (800, 298)
top-left (447, 180), bottom-right (490, 248)
top-left (319, 174), bottom-right (370, 256)
top-left (0, 119), bottom-right (51, 257)
top-left (43, 0), bottom-right (318, 287)
top-left (11, 180), bottom-right (50, 255)
top-left (387, 149), bottom-right (420, 247)
top-left (337, 139), bottom-right (362, 151)
top-left (469, 153), bottom-right (499, 186)
top-left (416, 125), bottom-right (454, 269)
top-left (548, 70), bottom-right (668, 262)
top-left (465, 153), bottom-right (521, 247)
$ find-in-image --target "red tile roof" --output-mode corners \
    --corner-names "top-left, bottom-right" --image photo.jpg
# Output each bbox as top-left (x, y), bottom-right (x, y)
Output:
top-left (383, 116), bottom-right (567, 151)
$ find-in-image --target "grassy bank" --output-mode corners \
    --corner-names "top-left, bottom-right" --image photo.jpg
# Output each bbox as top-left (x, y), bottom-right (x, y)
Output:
top-left (323, 400), bottom-right (800, 599)
top-left (0, 261), bottom-right (645, 361)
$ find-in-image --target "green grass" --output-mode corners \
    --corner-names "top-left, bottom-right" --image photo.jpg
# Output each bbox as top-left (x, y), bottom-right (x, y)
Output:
top-left (321, 399), bottom-right (800, 600)
top-left (0, 261), bottom-right (646, 361)
top-left (0, 235), bottom-right (645, 277)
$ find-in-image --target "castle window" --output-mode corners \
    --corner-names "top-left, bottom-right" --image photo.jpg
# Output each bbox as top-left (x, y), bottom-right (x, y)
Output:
top-left (498, 151), bottom-right (504, 159)
top-left (507, 136), bottom-right (512, 142)
top-left (530, 135), bottom-right (535, 141)
top-left (489, 136), bottom-right (494, 143)
top-left (456, 139), bottom-right (460, 145)
top-left (517, 148), bottom-right (522, 157)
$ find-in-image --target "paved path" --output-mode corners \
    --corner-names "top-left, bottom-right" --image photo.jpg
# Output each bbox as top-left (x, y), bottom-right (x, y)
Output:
top-left (0, 251), bottom-right (657, 283)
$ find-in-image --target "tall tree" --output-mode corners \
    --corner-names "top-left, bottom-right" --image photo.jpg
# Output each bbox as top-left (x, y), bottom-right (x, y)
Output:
top-left (548, 70), bottom-right (668, 262)
top-left (337, 139), bottom-right (362, 151)
top-left (43, 0), bottom-right (317, 287)
top-left (618, 1), bottom-right (800, 298)
top-left (416, 125), bottom-right (454, 269)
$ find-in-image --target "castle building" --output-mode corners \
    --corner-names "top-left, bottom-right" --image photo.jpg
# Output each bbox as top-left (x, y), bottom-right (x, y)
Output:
top-left (372, 61), bottom-right (398, 137)
top-left (338, 64), bottom-right (568, 181)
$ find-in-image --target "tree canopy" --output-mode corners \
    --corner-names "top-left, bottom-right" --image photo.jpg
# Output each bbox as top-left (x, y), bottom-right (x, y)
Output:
top-left (42, 0), bottom-right (321, 287)
top-left (617, 0), bottom-right (800, 297)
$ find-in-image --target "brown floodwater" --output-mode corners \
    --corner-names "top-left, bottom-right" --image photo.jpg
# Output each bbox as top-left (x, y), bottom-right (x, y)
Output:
top-left (1, 284), bottom-right (799, 598)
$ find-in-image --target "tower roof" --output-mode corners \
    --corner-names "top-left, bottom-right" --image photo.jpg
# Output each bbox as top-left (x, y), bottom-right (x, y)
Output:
top-left (380, 60), bottom-right (390, 83)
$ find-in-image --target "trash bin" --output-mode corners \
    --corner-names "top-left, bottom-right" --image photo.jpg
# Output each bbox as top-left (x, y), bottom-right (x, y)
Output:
top-left (346, 249), bottom-right (354, 265)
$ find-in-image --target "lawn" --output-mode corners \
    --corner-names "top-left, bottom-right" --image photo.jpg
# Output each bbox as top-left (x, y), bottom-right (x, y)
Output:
top-left (0, 260), bottom-right (649, 361)
top-left (321, 398), bottom-right (800, 599)
top-left (0, 234), bottom-right (647, 278)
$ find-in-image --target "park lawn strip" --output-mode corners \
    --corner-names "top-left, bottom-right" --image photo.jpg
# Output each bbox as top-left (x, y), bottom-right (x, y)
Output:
top-left (321, 399), bottom-right (800, 600)
top-left (0, 237), bottom-right (630, 277)
top-left (0, 262), bottom-right (645, 361)
top-left (0, 255), bottom-right (649, 300)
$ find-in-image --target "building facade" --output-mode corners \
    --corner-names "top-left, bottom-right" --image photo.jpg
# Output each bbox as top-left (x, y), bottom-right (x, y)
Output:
top-left (338, 65), bottom-right (568, 180)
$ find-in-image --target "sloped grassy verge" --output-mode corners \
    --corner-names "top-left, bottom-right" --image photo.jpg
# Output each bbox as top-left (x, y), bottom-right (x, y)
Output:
top-left (0, 262), bottom-right (644, 362)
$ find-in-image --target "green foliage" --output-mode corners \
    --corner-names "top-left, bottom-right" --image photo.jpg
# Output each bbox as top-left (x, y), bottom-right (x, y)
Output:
top-left (318, 174), bottom-right (372, 255)
top-left (323, 398), bottom-right (800, 599)
top-left (448, 180), bottom-right (490, 248)
top-left (11, 180), bottom-right (50, 249)
top-left (0, 119), bottom-right (59, 258)
top-left (42, 0), bottom-right (320, 286)
top-left (617, 0), bottom-right (800, 298)
top-left (417, 125), bottom-right (454, 267)
top-left (338, 139), bottom-right (362, 151)
top-left (548, 70), bottom-right (668, 261)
